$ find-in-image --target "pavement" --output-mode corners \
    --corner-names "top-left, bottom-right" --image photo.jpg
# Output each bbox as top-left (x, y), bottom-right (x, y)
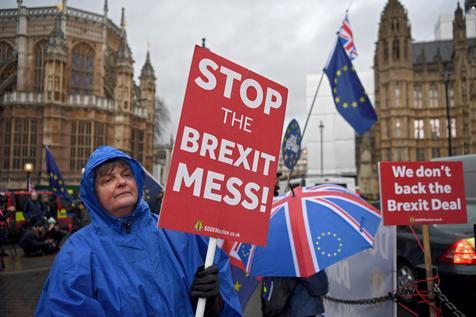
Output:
top-left (0, 244), bottom-right (424, 317)
top-left (0, 245), bottom-right (54, 317)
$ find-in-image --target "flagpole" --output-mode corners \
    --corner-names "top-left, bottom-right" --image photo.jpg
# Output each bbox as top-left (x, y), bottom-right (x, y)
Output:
top-left (39, 144), bottom-right (45, 189)
top-left (286, 71), bottom-right (325, 191)
top-left (301, 72), bottom-right (325, 140)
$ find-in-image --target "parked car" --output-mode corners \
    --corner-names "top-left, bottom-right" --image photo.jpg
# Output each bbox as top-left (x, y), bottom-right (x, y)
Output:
top-left (396, 155), bottom-right (476, 316)
top-left (396, 200), bottom-right (475, 315)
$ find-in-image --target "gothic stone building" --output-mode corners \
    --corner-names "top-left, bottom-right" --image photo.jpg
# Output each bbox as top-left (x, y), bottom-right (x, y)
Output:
top-left (0, 1), bottom-right (156, 190)
top-left (358, 0), bottom-right (476, 199)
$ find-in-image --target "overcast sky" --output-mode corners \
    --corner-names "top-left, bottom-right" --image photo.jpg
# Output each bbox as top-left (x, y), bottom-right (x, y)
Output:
top-left (3, 0), bottom-right (462, 142)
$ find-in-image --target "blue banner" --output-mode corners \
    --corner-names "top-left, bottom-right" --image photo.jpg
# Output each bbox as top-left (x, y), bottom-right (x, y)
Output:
top-left (281, 119), bottom-right (302, 170)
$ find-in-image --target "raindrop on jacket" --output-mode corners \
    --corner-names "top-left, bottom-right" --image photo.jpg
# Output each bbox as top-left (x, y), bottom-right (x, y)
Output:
top-left (35, 146), bottom-right (242, 316)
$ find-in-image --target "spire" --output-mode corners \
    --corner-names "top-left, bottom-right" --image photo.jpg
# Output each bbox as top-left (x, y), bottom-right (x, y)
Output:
top-left (120, 7), bottom-right (126, 30)
top-left (103, 0), bottom-right (108, 16)
top-left (455, 2), bottom-right (465, 27)
top-left (140, 50), bottom-right (156, 81)
top-left (454, 1), bottom-right (467, 48)
top-left (116, 7), bottom-right (133, 65)
top-left (117, 34), bottom-right (133, 64)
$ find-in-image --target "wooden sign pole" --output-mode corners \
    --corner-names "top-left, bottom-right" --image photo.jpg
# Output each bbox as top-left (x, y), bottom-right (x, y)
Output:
top-left (422, 224), bottom-right (437, 317)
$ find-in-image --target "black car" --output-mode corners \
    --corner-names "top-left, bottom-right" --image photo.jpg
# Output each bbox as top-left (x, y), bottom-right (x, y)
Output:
top-left (396, 199), bottom-right (476, 316)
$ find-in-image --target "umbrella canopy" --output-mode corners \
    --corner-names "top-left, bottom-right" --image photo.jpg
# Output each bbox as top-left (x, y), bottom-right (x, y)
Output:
top-left (238, 185), bottom-right (382, 278)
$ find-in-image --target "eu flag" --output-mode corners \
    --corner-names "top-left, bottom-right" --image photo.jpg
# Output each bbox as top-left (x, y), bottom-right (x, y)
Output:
top-left (230, 265), bottom-right (259, 310)
top-left (218, 239), bottom-right (260, 310)
top-left (143, 169), bottom-right (164, 214)
top-left (324, 40), bottom-right (377, 135)
top-left (45, 145), bottom-right (71, 200)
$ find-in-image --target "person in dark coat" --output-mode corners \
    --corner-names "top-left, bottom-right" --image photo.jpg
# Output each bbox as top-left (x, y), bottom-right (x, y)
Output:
top-left (46, 194), bottom-right (58, 220)
top-left (261, 174), bottom-right (329, 317)
top-left (19, 216), bottom-right (57, 256)
top-left (45, 218), bottom-right (68, 248)
top-left (23, 191), bottom-right (46, 225)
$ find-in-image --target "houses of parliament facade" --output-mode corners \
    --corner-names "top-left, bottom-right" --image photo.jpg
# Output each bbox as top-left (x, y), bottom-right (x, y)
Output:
top-left (0, 0), bottom-right (156, 190)
top-left (358, 0), bottom-right (476, 199)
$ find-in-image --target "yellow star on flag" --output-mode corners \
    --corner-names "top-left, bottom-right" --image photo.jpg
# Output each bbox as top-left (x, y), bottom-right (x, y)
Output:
top-left (336, 70), bottom-right (341, 76)
top-left (234, 281), bottom-right (241, 292)
top-left (343, 102), bottom-right (349, 108)
top-left (352, 102), bottom-right (357, 108)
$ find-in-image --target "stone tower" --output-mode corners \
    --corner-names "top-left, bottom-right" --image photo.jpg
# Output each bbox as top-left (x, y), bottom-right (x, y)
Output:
top-left (358, 0), bottom-right (476, 199)
top-left (140, 50), bottom-right (156, 122)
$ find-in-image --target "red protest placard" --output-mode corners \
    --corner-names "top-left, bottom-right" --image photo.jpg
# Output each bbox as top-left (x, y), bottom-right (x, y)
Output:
top-left (159, 46), bottom-right (287, 245)
top-left (378, 161), bottom-right (467, 225)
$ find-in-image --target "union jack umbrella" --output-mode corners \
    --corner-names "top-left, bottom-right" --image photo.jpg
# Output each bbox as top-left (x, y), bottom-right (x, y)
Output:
top-left (237, 185), bottom-right (382, 278)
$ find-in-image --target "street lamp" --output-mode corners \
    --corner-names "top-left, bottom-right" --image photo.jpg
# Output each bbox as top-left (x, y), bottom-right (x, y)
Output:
top-left (443, 67), bottom-right (452, 156)
top-left (24, 162), bottom-right (34, 191)
top-left (319, 121), bottom-right (324, 176)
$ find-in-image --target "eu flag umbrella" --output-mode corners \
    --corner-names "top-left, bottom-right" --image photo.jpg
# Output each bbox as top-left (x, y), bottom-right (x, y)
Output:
top-left (238, 185), bottom-right (382, 277)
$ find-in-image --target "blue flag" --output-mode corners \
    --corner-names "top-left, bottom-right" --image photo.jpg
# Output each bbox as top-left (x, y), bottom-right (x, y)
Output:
top-left (45, 145), bottom-right (71, 200)
top-left (143, 169), bottom-right (164, 214)
top-left (230, 265), bottom-right (259, 310)
top-left (324, 40), bottom-right (377, 135)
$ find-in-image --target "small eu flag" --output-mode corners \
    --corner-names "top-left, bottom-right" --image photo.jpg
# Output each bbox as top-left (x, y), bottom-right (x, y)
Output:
top-left (324, 40), bottom-right (377, 135)
top-left (143, 169), bottom-right (164, 214)
top-left (230, 265), bottom-right (259, 309)
top-left (45, 145), bottom-right (71, 200)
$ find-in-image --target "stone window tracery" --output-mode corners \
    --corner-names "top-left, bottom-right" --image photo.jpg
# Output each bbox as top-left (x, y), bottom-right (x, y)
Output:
top-left (70, 43), bottom-right (94, 94)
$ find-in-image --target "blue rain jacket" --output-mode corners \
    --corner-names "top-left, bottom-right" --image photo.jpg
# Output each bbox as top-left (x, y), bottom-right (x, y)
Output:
top-left (35, 146), bottom-right (242, 316)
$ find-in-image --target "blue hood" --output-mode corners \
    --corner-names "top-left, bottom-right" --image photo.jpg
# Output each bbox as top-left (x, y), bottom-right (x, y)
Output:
top-left (80, 146), bottom-right (148, 233)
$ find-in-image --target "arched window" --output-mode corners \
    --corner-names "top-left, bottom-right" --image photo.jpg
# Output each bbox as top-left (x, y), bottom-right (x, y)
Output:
top-left (413, 85), bottom-right (422, 108)
top-left (395, 118), bottom-right (402, 138)
top-left (429, 84), bottom-right (438, 107)
top-left (393, 38), bottom-right (400, 61)
top-left (0, 41), bottom-right (13, 62)
top-left (70, 43), bottom-right (94, 95)
top-left (33, 40), bottom-right (47, 92)
top-left (394, 82), bottom-right (400, 107)
top-left (383, 41), bottom-right (389, 63)
top-left (0, 41), bottom-right (15, 93)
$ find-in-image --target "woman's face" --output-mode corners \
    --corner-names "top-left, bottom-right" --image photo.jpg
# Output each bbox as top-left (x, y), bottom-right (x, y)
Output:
top-left (94, 162), bottom-right (138, 217)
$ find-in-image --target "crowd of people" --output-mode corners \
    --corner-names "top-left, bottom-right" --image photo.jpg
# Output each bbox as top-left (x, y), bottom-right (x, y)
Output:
top-left (20, 192), bottom-right (70, 256)
top-left (0, 191), bottom-right (78, 262)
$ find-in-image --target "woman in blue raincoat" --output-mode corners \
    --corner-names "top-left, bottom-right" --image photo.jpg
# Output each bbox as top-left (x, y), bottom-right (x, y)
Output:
top-left (35, 146), bottom-right (242, 316)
